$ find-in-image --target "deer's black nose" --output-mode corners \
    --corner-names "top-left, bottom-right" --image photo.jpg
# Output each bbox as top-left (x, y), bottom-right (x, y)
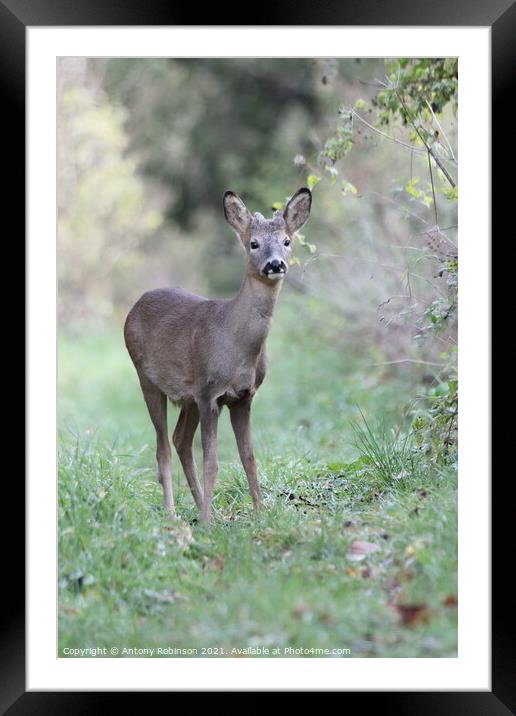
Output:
top-left (263, 259), bottom-right (286, 275)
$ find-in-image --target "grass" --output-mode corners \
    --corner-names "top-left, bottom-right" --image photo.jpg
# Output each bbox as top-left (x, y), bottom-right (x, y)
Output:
top-left (58, 291), bottom-right (457, 657)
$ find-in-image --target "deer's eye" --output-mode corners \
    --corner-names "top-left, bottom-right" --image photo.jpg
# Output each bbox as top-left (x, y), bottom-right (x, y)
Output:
top-left (250, 240), bottom-right (259, 250)
top-left (284, 237), bottom-right (291, 247)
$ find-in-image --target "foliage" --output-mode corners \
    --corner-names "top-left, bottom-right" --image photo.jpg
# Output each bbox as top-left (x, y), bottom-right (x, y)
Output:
top-left (102, 59), bottom-right (323, 229)
top-left (58, 63), bottom-right (165, 325)
top-left (59, 58), bottom-right (348, 302)
top-left (303, 58), bottom-right (458, 465)
top-left (412, 375), bottom-right (458, 465)
top-left (375, 59), bottom-right (458, 124)
top-left (351, 411), bottom-right (416, 485)
top-left (59, 57), bottom-right (459, 335)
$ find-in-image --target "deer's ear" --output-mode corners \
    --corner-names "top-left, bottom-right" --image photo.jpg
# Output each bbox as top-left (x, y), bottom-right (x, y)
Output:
top-left (284, 188), bottom-right (312, 234)
top-left (223, 191), bottom-right (252, 238)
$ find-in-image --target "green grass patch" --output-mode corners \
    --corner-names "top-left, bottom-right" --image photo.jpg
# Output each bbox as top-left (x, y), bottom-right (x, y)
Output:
top-left (58, 291), bottom-right (457, 657)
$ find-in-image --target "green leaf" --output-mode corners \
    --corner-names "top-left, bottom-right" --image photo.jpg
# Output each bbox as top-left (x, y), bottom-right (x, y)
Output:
top-left (307, 174), bottom-right (321, 190)
top-left (295, 232), bottom-right (317, 254)
top-left (354, 98), bottom-right (368, 111)
top-left (341, 179), bottom-right (358, 196)
top-left (405, 178), bottom-right (421, 198)
top-left (271, 201), bottom-right (284, 210)
top-left (324, 165), bottom-right (339, 184)
top-left (441, 185), bottom-right (458, 201)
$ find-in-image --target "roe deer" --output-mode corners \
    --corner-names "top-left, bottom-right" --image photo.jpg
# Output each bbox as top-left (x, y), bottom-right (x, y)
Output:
top-left (124, 188), bottom-right (312, 523)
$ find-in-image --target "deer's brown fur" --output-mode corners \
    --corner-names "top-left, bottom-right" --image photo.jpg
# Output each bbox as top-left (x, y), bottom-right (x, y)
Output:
top-left (124, 188), bottom-right (312, 522)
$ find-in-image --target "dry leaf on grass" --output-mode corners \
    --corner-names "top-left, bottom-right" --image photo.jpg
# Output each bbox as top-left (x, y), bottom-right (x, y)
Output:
top-left (392, 603), bottom-right (430, 627)
top-left (443, 594), bottom-right (458, 607)
top-left (203, 555), bottom-right (224, 572)
top-left (292, 603), bottom-right (311, 618)
top-left (60, 605), bottom-right (81, 615)
top-left (348, 540), bottom-right (380, 561)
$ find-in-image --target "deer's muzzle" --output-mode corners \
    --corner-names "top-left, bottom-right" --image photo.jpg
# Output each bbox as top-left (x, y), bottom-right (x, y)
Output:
top-left (262, 259), bottom-right (287, 279)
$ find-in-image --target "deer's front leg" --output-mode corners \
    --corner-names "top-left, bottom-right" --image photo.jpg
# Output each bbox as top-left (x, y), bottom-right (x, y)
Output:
top-left (199, 400), bottom-right (220, 523)
top-left (229, 398), bottom-right (262, 513)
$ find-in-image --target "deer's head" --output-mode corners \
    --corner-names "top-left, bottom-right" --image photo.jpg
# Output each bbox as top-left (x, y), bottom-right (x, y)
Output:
top-left (223, 188), bottom-right (312, 284)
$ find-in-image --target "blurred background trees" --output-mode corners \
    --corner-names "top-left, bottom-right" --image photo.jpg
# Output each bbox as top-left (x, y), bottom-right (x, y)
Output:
top-left (58, 57), bottom-right (388, 318)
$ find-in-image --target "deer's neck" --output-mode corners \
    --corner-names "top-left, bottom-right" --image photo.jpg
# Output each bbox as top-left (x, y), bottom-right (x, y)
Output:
top-left (227, 274), bottom-right (282, 354)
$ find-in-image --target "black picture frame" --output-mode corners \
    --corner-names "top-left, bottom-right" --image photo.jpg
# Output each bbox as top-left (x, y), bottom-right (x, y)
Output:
top-left (8, 0), bottom-right (503, 711)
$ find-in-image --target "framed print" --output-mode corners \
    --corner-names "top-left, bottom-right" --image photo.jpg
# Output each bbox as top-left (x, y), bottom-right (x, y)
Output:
top-left (7, 0), bottom-right (505, 709)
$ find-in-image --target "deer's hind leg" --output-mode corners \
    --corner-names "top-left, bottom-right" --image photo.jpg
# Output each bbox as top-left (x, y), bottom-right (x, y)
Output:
top-left (138, 372), bottom-right (176, 520)
top-left (172, 403), bottom-right (203, 511)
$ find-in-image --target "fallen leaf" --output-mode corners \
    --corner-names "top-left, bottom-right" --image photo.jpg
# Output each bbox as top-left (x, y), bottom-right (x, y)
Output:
top-left (392, 603), bottom-right (430, 627)
top-left (443, 594), bottom-right (458, 607)
top-left (204, 555), bottom-right (224, 572)
top-left (292, 603), bottom-right (311, 618)
top-left (318, 610), bottom-right (332, 624)
top-left (348, 540), bottom-right (380, 561)
top-left (60, 605), bottom-right (81, 615)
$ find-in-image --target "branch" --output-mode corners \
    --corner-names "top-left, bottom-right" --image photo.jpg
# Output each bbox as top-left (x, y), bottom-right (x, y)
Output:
top-left (425, 99), bottom-right (458, 165)
top-left (367, 190), bottom-right (428, 226)
top-left (370, 358), bottom-right (446, 367)
top-left (351, 110), bottom-right (427, 156)
top-left (427, 151), bottom-right (439, 226)
top-left (395, 90), bottom-right (457, 188)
